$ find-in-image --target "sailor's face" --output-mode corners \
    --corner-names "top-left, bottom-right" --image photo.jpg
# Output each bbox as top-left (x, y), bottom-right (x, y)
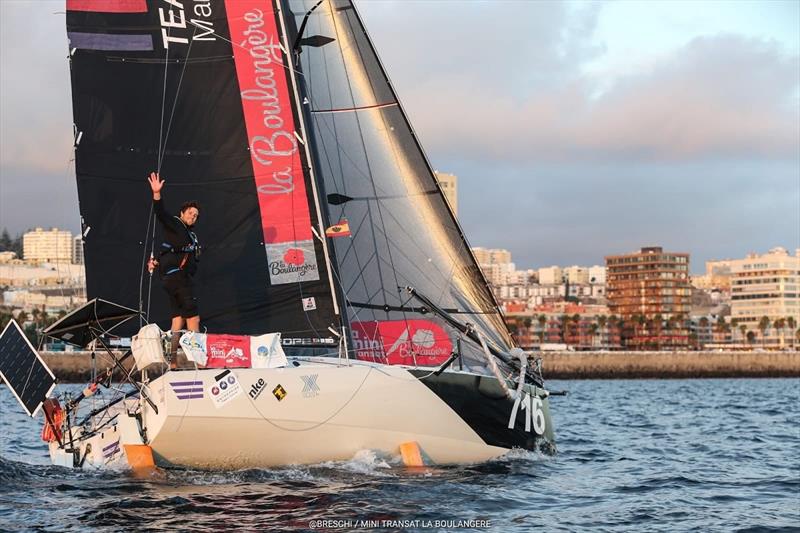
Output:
top-left (180, 207), bottom-right (199, 227)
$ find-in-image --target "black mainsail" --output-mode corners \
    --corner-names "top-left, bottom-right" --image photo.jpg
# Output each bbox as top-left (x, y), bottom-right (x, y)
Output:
top-left (66, 0), bottom-right (342, 351)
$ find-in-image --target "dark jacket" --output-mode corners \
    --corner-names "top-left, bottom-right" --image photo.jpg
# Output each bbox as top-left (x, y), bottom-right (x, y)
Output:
top-left (154, 199), bottom-right (199, 277)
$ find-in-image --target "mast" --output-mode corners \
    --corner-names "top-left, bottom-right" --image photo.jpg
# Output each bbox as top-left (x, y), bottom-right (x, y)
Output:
top-left (275, 0), bottom-right (350, 355)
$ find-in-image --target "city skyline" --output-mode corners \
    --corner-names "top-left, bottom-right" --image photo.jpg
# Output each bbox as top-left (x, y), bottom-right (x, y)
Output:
top-left (1, 1), bottom-right (797, 270)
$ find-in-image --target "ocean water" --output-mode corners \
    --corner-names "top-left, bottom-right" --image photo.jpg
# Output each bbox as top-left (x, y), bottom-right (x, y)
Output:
top-left (1, 379), bottom-right (798, 532)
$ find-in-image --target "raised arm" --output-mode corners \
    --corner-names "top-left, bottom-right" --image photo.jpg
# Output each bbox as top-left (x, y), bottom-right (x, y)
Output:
top-left (149, 172), bottom-right (176, 229)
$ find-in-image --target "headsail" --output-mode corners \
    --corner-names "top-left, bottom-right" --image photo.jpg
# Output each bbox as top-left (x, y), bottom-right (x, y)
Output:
top-left (66, 0), bottom-right (342, 351)
top-left (286, 0), bottom-right (517, 371)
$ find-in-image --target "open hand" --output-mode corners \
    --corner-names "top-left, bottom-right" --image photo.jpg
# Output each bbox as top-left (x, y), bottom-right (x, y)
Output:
top-left (148, 172), bottom-right (164, 199)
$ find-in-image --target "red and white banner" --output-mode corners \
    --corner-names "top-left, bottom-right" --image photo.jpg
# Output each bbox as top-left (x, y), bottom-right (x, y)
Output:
top-left (352, 320), bottom-right (453, 366)
top-left (226, 0), bottom-right (319, 285)
top-left (205, 334), bottom-right (251, 368)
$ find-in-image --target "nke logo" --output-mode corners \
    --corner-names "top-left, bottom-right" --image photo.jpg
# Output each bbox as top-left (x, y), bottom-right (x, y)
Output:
top-left (249, 378), bottom-right (266, 400)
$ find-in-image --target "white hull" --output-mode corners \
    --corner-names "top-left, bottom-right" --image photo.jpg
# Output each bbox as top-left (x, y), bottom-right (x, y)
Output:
top-left (50, 358), bottom-right (554, 470)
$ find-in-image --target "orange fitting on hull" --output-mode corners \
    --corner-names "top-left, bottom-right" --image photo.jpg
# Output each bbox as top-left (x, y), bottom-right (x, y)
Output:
top-left (124, 444), bottom-right (155, 473)
top-left (399, 441), bottom-right (426, 467)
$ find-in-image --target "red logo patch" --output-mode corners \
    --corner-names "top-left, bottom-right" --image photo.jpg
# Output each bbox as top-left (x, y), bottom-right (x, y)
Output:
top-left (283, 248), bottom-right (305, 265)
top-left (351, 320), bottom-right (453, 366)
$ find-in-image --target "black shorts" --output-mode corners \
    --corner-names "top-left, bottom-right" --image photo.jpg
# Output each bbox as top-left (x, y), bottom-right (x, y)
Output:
top-left (162, 272), bottom-right (199, 318)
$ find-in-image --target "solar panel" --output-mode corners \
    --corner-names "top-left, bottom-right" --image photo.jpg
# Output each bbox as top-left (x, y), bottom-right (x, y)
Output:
top-left (43, 298), bottom-right (141, 347)
top-left (0, 320), bottom-right (56, 417)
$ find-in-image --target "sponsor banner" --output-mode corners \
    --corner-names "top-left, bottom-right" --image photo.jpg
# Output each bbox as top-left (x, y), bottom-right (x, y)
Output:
top-left (169, 380), bottom-right (205, 400)
top-left (225, 0), bottom-right (319, 286)
top-left (180, 331), bottom-right (208, 366)
top-left (352, 319), bottom-right (453, 366)
top-left (206, 334), bottom-right (251, 368)
top-left (209, 370), bottom-right (243, 408)
top-left (251, 333), bottom-right (288, 368)
top-left (265, 241), bottom-right (319, 284)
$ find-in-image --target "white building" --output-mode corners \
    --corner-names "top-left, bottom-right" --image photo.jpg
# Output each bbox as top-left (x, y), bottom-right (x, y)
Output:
top-left (472, 247), bottom-right (511, 265)
top-left (23, 228), bottom-right (73, 264)
top-left (564, 266), bottom-right (590, 284)
top-left (537, 266), bottom-right (563, 285)
top-left (589, 265), bottom-right (606, 285)
top-left (730, 247), bottom-right (800, 348)
top-left (0, 251), bottom-right (17, 263)
top-left (434, 171), bottom-right (458, 216)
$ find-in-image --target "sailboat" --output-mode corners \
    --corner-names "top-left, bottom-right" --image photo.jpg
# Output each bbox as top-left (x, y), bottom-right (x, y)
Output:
top-left (0, 0), bottom-right (555, 470)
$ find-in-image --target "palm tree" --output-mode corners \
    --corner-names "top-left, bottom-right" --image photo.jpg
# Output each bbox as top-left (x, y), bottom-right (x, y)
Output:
top-left (664, 315), bottom-right (675, 344)
top-left (634, 314), bottom-right (647, 349)
top-left (714, 316), bottom-right (725, 336)
top-left (739, 323), bottom-right (748, 345)
top-left (522, 317), bottom-right (532, 345)
top-left (571, 314), bottom-right (581, 345)
top-left (773, 318), bottom-right (786, 348)
top-left (559, 314), bottom-right (569, 343)
top-left (716, 316), bottom-right (730, 344)
top-left (787, 316), bottom-right (797, 350)
top-left (588, 323), bottom-right (599, 349)
top-left (758, 316), bottom-right (771, 348)
top-left (597, 315), bottom-right (608, 348)
top-left (746, 330), bottom-right (756, 346)
top-left (537, 314), bottom-right (547, 344)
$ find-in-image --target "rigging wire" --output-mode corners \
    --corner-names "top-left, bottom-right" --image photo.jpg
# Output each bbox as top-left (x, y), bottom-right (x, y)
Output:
top-left (137, 25), bottom-right (197, 324)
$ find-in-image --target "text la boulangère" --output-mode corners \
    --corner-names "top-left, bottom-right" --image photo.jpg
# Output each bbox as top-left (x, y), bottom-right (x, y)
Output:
top-left (159, 0), bottom-right (216, 48)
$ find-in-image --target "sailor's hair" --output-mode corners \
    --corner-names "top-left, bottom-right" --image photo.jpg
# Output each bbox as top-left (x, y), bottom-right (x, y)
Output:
top-left (180, 201), bottom-right (200, 214)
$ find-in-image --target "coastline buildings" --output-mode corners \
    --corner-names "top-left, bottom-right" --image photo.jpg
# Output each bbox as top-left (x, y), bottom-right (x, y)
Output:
top-left (606, 246), bottom-right (691, 349)
top-left (730, 247), bottom-right (800, 348)
top-left (72, 235), bottom-right (84, 265)
top-left (23, 228), bottom-right (73, 264)
top-left (2, 228), bottom-right (87, 313)
top-left (434, 171), bottom-right (458, 216)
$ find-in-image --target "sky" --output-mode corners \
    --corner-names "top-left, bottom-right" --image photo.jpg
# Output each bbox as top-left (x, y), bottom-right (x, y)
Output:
top-left (1, 0), bottom-right (798, 273)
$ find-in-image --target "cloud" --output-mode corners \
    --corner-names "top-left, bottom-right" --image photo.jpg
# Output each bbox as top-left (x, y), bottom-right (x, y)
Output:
top-left (366, 5), bottom-right (799, 164)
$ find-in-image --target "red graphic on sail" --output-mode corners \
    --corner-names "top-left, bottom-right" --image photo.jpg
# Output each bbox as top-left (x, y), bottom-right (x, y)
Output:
top-left (284, 248), bottom-right (305, 265)
top-left (351, 320), bottom-right (453, 366)
top-left (225, 0), bottom-right (319, 284)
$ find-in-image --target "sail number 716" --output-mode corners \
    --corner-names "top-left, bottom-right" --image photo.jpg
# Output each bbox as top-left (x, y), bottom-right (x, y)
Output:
top-left (508, 393), bottom-right (546, 435)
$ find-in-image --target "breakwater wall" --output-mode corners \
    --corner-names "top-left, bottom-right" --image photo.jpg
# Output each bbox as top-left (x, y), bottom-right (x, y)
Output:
top-left (41, 352), bottom-right (136, 383)
top-left (539, 351), bottom-right (800, 379)
top-left (2, 351), bottom-right (798, 383)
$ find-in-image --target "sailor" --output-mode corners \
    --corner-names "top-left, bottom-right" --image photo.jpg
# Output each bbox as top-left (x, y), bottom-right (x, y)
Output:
top-left (148, 172), bottom-right (201, 362)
